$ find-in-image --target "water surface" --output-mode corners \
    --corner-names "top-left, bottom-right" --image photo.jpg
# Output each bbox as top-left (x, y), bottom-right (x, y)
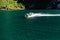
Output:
top-left (0, 10), bottom-right (60, 40)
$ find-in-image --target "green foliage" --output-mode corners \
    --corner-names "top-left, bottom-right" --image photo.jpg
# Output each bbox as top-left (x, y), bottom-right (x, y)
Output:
top-left (0, 0), bottom-right (25, 10)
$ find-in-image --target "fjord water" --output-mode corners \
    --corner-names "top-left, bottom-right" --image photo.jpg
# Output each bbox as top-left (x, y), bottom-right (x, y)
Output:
top-left (0, 10), bottom-right (60, 40)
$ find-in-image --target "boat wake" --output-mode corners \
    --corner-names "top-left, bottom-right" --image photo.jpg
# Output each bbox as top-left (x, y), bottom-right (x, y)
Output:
top-left (25, 12), bottom-right (60, 18)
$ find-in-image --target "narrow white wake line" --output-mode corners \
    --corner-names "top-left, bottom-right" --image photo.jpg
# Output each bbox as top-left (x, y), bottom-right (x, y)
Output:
top-left (25, 12), bottom-right (60, 18)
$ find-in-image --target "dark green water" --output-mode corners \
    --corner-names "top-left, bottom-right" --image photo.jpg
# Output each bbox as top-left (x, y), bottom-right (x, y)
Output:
top-left (0, 10), bottom-right (60, 40)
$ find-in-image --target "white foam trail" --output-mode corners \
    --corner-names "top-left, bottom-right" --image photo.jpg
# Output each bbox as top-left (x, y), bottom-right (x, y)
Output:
top-left (26, 12), bottom-right (60, 18)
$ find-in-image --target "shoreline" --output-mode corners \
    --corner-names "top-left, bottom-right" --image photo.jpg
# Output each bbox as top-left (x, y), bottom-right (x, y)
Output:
top-left (0, 8), bottom-right (25, 10)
